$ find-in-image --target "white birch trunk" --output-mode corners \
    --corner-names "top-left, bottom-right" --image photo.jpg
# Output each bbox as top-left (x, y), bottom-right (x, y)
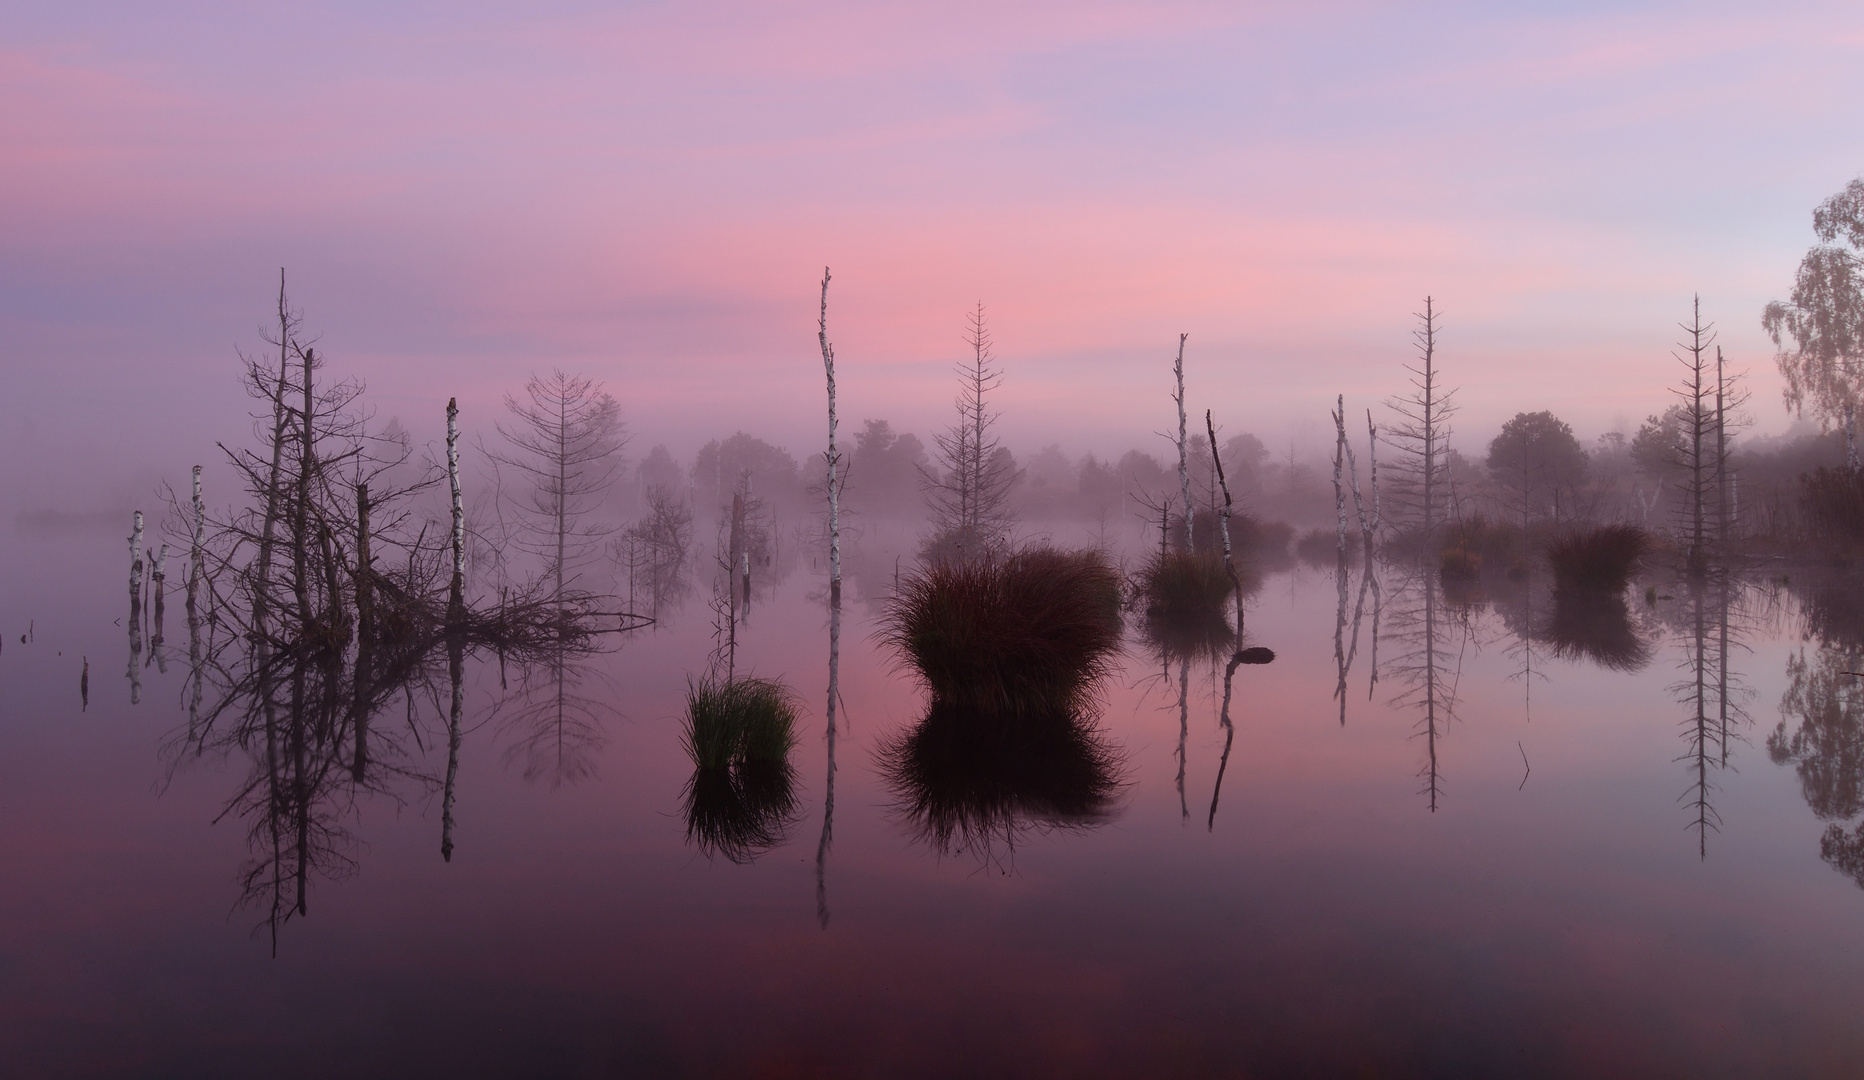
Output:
top-left (1331, 396), bottom-right (1346, 553)
top-left (817, 266), bottom-right (841, 929)
top-left (447, 397), bottom-right (464, 603)
top-left (190, 465), bottom-right (204, 592)
top-left (820, 269), bottom-right (841, 604)
top-left (129, 511), bottom-right (145, 596)
top-left (1366, 410), bottom-right (1381, 538)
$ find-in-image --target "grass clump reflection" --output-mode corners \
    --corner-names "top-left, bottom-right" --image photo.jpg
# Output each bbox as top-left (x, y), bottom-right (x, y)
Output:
top-left (681, 675), bottom-right (801, 862)
top-left (881, 702), bottom-right (1121, 860)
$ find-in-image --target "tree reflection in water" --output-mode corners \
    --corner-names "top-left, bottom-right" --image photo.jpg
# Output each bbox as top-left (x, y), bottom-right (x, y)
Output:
top-left (1137, 574), bottom-right (1257, 829)
top-left (1383, 563), bottom-right (1469, 811)
top-left (1662, 571), bottom-right (1753, 859)
top-left (173, 591), bottom-right (617, 952)
top-left (1330, 549), bottom-right (1380, 727)
top-left (1770, 570), bottom-right (1864, 886)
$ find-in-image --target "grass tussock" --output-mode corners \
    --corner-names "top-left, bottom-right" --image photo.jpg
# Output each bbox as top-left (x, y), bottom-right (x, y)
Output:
top-left (1547, 524), bottom-right (1650, 595)
top-left (883, 546), bottom-right (1124, 722)
top-left (682, 675), bottom-right (799, 771)
top-left (1137, 549), bottom-right (1232, 617)
top-left (880, 701), bottom-right (1122, 861)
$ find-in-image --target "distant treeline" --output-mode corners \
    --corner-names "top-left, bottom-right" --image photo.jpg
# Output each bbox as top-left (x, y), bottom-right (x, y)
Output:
top-left (595, 422), bottom-right (1340, 532)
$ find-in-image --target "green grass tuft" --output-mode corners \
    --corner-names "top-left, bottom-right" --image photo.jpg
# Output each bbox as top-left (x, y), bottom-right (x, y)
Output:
top-left (683, 675), bottom-right (800, 771)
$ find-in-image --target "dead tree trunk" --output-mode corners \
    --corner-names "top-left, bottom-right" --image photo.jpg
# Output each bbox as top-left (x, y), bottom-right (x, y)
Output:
top-left (817, 266), bottom-right (841, 929)
top-left (351, 482), bottom-right (373, 782)
top-left (1173, 334), bottom-right (1192, 552)
top-left (1206, 410), bottom-right (1242, 634)
top-left (447, 397), bottom-right (464, 612)
top-left (1332, 395), bottom-right (1347, 553)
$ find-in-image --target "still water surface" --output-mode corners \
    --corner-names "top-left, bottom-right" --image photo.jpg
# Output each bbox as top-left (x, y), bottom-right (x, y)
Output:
top-left (3, 522), bottom-right (1863, 1078)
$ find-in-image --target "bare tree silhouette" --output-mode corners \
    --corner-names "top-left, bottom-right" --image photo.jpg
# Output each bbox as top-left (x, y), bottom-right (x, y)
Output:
top-left (922, 304), bottom-right (1017, 562)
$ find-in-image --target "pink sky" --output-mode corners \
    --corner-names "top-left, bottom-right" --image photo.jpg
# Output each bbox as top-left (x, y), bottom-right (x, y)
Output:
top-left (3, 1), bottom-right (1863, 506)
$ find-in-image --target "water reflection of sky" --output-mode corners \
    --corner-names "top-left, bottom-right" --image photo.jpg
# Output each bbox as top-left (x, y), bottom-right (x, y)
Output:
top-left (3, 526), bottom-right (1863, 1077)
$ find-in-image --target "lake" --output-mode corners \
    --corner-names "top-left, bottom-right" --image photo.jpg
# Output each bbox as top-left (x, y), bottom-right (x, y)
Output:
top-left (3, 517), bottom-right (1862, 1078)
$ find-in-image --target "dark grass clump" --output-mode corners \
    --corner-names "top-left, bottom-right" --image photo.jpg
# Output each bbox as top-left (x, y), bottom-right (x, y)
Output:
top-left (682, 675), bottom-right (799, 770)
top-left (879, 701), bottom-right (1122, 861)
top-left (1546, 524), bottom-right (1650, 595)
top-left (1538, 591), bottom-right (1652, 672)
top-left (680, 675), bottom-right (800, 862)
top-left (883, 546), bottom-right (1124, 722)
top-left (1136, 549), bottom-right (1232, 618)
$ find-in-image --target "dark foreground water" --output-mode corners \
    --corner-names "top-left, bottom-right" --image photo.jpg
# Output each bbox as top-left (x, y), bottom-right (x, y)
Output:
top-left (4, 521), bottom-right (1864, 1079)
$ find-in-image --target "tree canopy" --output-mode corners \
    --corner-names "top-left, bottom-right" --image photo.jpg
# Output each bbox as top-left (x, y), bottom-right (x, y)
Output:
top-left (1485, 410), bottom-right (1585, 521)
top-left (1764, 177), bottom-right (1864, 465)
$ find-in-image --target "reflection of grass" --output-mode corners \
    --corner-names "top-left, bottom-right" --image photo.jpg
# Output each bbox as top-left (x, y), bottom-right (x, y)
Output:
top-left (1136, 550), bottom-right (1231, 617)
top-left (1539, 591), bottom-right (1651, 671)
top-left (683, 675), bottom-right (798, 770)
top-left (883, 547), bottom-right (1123, 721)
top-left (682, 761), bottom-right (799, 864)
top-left (880, 701), bottom-right (1122, 860)
top-left (1138, 603), bottom-right (1235, 664)
top-left (1548, 525), bottom-right (1649, 595)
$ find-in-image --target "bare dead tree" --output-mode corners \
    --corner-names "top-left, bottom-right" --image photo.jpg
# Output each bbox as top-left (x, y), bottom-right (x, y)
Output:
top-left (164, 281), bottom-right (640, 947)
top-left (488, 371), bottom-right (628, 605)
top-left (922, 303), bottom-right (1017, 561)
top-left (1671, 298), bottom-right (1719, 576)
top-left (615, 485), bottom-right (693, 619)
top-left (1385, 298), bottom-right (1458, 553)
top-left (817, 266), bottom-right (842, 930)
top-left (1172, 334), bottom-right (1193, 552)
